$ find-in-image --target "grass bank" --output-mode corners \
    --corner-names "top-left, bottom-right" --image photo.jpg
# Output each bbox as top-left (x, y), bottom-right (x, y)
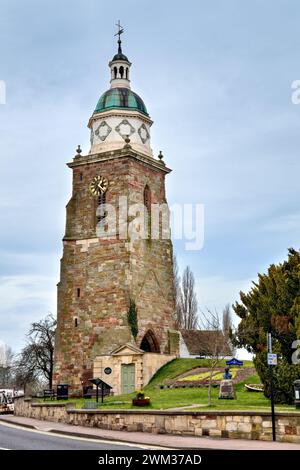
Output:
top-left (39, 359), bottom-right (299, 412)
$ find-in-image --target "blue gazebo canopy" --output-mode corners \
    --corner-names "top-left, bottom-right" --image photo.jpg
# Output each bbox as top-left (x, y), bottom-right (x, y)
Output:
top-left (226, 358), bottom-right (244, 366)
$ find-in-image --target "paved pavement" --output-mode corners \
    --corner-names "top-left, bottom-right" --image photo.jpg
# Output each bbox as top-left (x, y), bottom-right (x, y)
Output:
top-left (1, 414), bottom-right (300, 450)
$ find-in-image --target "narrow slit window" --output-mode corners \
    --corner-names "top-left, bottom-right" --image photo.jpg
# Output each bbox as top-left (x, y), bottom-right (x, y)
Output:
top-left (144, 185), bottom-right (151, 238)
top-left (77, 288), bottom-right (81, 298)
top-left (144, 185), bottom-right (151, 211)
top-left (97, 192), bottom-right (106, 224)
top-left (75, 318), bottom-right (78, 327)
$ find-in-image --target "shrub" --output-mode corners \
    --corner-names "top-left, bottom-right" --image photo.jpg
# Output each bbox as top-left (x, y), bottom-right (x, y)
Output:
top-left (254, 353), bottom-right (300, 404)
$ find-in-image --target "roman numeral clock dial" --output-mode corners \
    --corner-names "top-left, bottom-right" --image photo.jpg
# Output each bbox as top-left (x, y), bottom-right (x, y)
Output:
top-left (89, 175), bottom-right (109, 196)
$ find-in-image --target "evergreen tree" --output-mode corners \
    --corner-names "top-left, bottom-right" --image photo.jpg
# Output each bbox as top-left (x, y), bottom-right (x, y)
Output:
top-left (127, 299), bottom-right (138, 340)
top-left (233, 248), bottom-right (300, 403)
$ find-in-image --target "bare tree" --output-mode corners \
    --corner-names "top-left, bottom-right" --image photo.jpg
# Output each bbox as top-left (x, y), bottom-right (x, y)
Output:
top-left (199, 309), bottom-right (231, 406)
top-left (222, 303), bottom-right (232, 339)
top-left (14, 347), bottom-right (39, 394)
top-left (16, 314), bottom-right (56, 390)
top-left (0, 344), bottom-right (14, 387)
top-left (222, 303), bottom-right (236, 356)
top-left (180, 266), bottom-right (198, 329)
top-left (173, 254), bottom-right (183, 328)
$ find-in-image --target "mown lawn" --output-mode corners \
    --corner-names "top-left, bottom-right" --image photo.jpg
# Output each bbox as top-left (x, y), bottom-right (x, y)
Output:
top-left (42, 359), bottom-right (299, 412)
top-left (46, 376), bottom-right (297, 411)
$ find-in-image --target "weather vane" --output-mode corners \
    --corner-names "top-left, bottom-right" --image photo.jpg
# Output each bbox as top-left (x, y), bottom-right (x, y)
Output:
top-left (114, 21), bottom-right (124, 53)
top-left (114, 20), bottom-right (124, 40)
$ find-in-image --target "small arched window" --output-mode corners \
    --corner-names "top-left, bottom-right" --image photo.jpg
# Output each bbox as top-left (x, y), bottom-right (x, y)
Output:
top-left (113, 66), bottom-right (117, 79)
top-left (119, 66), bottom-right (124, 78)
top-left (126, 68), bottom-right (129, 79)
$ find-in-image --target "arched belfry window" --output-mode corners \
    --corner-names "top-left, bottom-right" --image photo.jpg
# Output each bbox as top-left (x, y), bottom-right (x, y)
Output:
top-left (126, 67), bottom-right (129, 79)
top-left (144, 185), bottom-right (151, 238)
top-left (113, 66), bottom-right (117, 79)
top-left (119, 66), bottom-right (124, 78)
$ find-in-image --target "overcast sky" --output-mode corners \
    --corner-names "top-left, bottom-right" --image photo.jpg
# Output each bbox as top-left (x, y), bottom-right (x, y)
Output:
top-left (0, 0), bottom-right (300, 355)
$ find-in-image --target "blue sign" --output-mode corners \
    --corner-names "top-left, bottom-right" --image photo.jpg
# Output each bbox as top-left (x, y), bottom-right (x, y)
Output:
top-left (267, 353), bottom-right (277, 366)
top-left (226, 358), bottom-right (244, 366)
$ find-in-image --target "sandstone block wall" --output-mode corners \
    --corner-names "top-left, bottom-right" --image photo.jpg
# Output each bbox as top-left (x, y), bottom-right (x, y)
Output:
top-left (15, 398), bottom-right (300, 444)
top-left (54, 149), bottom-right (177, 393)
top-left (93, 351), bottom-right (176, 395)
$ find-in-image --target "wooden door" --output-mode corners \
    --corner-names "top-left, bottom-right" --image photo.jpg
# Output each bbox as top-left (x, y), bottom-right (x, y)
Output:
top-left (121, 363), bottom-right (135, 394)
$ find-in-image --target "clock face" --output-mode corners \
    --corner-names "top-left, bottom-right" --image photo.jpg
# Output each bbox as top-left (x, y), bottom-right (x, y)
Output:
top-left (89, 175), bottom-right (108, 196)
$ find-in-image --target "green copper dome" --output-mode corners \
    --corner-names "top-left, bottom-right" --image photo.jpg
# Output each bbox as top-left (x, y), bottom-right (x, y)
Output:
top-left (112, 51), bottom-right (129, 62)
top-left (95, 88), bottom-right (148, 116)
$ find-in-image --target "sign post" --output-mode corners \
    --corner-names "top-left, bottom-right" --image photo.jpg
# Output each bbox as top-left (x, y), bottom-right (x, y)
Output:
top-left (90, 378), bottom-right (102, 404)
top-left (267, 332), bottom-right (276, 441)
top-left (90, 377), bottom-right (112, 404)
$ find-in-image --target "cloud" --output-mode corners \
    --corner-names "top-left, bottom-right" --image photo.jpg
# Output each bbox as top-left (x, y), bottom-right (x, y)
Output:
top-left (195, 275), bottom-right (252, 320)
top-left (260, 212), bottom-right (300, 233)
top-left (0, 274), bottom-right (56, 352)
top-left (195, 276), bottom-right (254, 361)
top-left (0, 0), bottom-right (300, 353)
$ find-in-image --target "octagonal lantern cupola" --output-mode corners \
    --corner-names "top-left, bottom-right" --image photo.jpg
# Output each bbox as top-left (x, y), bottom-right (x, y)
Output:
top-left (88, 30), bottom-right (153, 157)
top-left (109, 38), bottom-right (132, 89)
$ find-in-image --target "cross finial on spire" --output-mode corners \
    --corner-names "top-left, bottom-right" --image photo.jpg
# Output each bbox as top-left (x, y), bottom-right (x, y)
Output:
top-left (114, 20), bottom-right (124, 54)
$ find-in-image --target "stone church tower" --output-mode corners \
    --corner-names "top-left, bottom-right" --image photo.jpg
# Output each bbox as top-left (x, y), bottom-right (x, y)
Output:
top-left (53, 32), bottom-right (178, 394)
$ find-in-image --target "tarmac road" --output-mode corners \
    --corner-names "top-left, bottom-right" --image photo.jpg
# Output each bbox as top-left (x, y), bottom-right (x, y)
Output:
top-left (0, 420), bottom-right (147, 450)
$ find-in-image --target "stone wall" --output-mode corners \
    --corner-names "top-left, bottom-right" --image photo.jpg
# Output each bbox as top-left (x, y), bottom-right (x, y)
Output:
top-left (142, 353), bottom-right (176, 388)
top-left (15, 397), bottom-right (300, 443)
top-left (15, 398), bottom-right (73, 423)
top-left (54, 148), bottom-right (177, 393)
top-left (94, 349), bottom-right (143, 395)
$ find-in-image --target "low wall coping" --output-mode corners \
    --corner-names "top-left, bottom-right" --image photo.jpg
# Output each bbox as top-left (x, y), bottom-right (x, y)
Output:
top-left (31, 402), bottom-right (76, 408)
top-left (65, 408), bottom-right (300, 417)
top-left (16, 398), bottom-right (300, 417)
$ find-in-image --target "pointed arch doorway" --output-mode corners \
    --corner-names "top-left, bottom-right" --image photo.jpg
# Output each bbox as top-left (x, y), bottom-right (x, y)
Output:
top-left (140, 330), bottom-right (160, 353)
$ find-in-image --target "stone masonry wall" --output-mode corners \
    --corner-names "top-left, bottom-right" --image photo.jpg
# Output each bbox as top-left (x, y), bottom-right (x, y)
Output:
top-left (15, 398), bottom-right (300, 443)
top-left (54, 150), bottom-right (177, 393)
top-left (93, 352), bottom-right (176, 395)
